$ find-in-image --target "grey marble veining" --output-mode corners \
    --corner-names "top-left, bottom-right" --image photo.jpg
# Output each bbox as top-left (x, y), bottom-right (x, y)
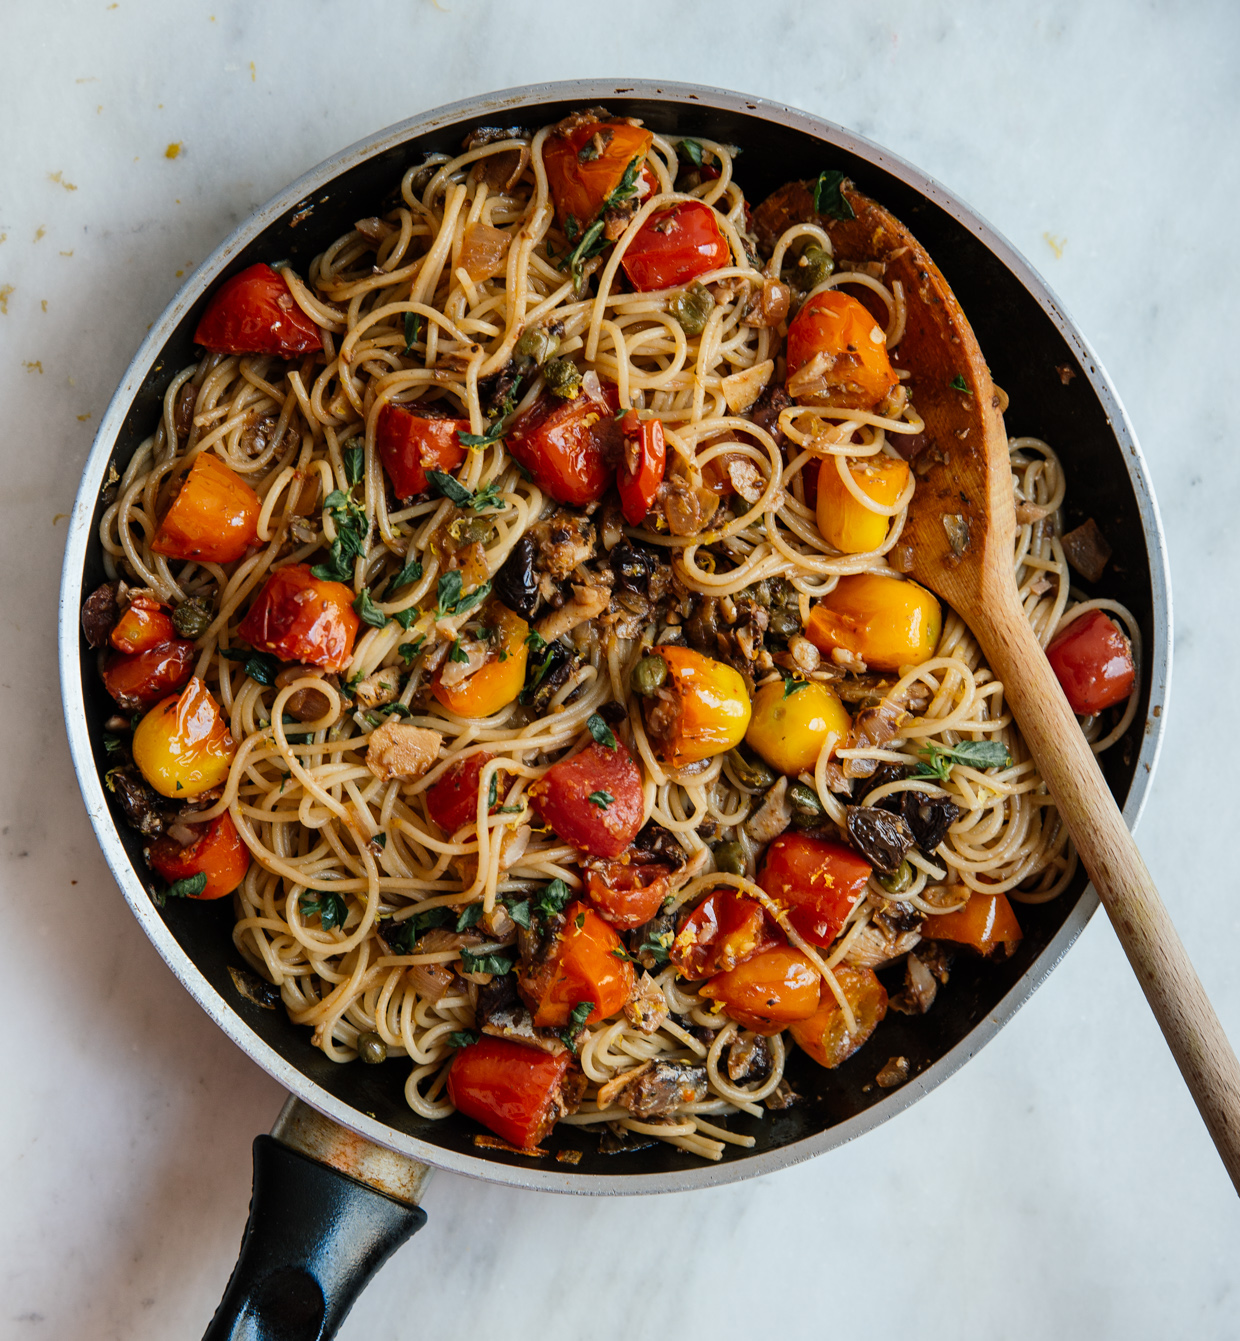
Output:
top-left (3, 2), bottom-right (1238, 1337)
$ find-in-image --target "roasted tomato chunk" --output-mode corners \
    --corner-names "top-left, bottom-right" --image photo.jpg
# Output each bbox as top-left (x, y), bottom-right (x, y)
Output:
top-left (109, 593), bottom-right (177, 655)
top-left (785, 290), bottom-right (897, 410)
top-left (519, 901), bottom-right (635, 1028)
top-left (671, 889), bottom-right (781, 979)
top-left (616, 413), bottom-right (666, 526)
top-left (375, 401), bottom-right (471, 499)
top-left (700, 945), bottom-right (821, 1035)
top-left (132, 677), bottom-right (236, 799)
top-left (147, 811), bottom-right (250, 899)
top-left (1045, 609), bottom-right (1135, 715)
top-left (642, 645), bottom-right (752, 769)
top-left (447, 1035), bottom-right (576, 1149)
top-left (788, 966), bottom-right (888, 1068)
top-left (920, 890), bottom-right (1022, 957)
top-left (194, 263), bottom-right (321, 358)
top-left (529, 739), bottom-right (644, 859)
top-left (237, 563), bottom-right (360, 673)
top-left (426, 752), bottom-right (496, 832)
top-left (101, 641), bottom-right (196, 711)
top-left (505, 379), bottom-right (621, 506)
top-left (542, 118), bottom-right (654, 232)
top-left (620, 200), bottom-right (731, 292)
top-left (152, 452), bottom-right (261, 565)
top-left (584, 861), bottom-right (672, 932)
top-left (431, 604), bottom-right (528, 718)
top-left (757, 833), bottom-right (871, 948)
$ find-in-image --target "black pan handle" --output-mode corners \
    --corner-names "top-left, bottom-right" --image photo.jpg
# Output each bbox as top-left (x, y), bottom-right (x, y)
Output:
top-left (204, 1101), bottom-right (432, 1341)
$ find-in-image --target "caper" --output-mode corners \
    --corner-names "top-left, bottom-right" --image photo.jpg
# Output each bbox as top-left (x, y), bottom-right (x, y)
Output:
top-left (448, 515), bottom-right (494, 547)
top-left (714, 840), bottom-right (747, 875)
top-left (876, 859), bottom-right (914, 895)
top-left (669, 281), bottom-right (714, 337)
top-left (726, 748), bottom-right (777, 792)
top-left (630, 653), bottom-right (669, 698)
top-left (513, 324), bottom-right (561, 372)
top-left (788, 782), bottom-right (825, 824)
top-left (172, 597), bottom-right (212, 639)
top-left (544, 357), bottom-right (582, 400)
top-left (357, 1030), bottom-right (388, 1065)
top-left (800, 244), bottom-right (835, 289)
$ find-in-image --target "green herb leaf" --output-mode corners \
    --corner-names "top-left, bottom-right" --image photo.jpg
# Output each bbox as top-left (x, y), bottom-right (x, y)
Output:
top-left (455, 902), bottom-right (484, 932)
top-left (535, 878), bottom-right (572, 919)
top-left (385, 905), bottom-right (454, 952)
top-left (312, 490), bottom-right (370, 582)
top-left (574, 910), bottom-right (586, 929)
top-left (372, 831), bottom-right (388, 850)
top-left (678, 138), bottom-right (704, 167)
top-left (393, 608), bottom-right (416, 630)
top-left (447, 1029), bottom-right (479, 1048)
top-left (436, 571), bottom-right (463, 617)
top-left (494, 805), bottom-right (524, 815)
top-left (812, 169), bottom-right (855, 221)
top-left (566, 218), bottom-right (606, 288)
top-left (459, 945), bottom-right (515, 976)
top-left (487, 771), bottom-right (498, 808)
top-left (637, 926), bottom-right (673, 967)
top-left (913, 739), bottom-right (1013, 782)
top-left (449, 640), bottom-right (470, 664)
top-left (458, 420), bottom-right (507, 450)
top-left (559, 999), bottom-right (595, 1053)
top-left (588, 790), bottom-right (613, 809)
top-left (353, 587), bottom-right (387, 629)
top-left (587, 712), bottom-right (617, 750)
top-left (950, 374), bottom-right (970, 393)
top-left (452, 577), bottom-right (492, 617)
top-left (243, 651), bottom-right (280, 687)
top-left (606, 154), bottom-right (643, 208)
top-left (525, 628), bottom-right (547, 651)
top-left (611, 946), bottom-right (635, 962)
top-left (389, 557), bottom-right (424, 592)
top-left (404, 311), bottom-right (422, 354)
top-left (165, 871), bottom-right (208, 901)
top-left (344, 440), bottom-right (365, 487)
top-left (782, 677), bottom-right (809, 699)
top-left (103, 735), bottom-right (124, 754)
top-left (300, 889), bottom-right (349, 930)
top-left (377, 702), bottom-right (412, 719)
top-left (470, 481), bottom-right (506, 513)
top-left (503, 898), bottom-right (532, 929)
top-left (427, 469), bottom-right (473, 507)
top-left (398, 637), bottom-right (425, 666)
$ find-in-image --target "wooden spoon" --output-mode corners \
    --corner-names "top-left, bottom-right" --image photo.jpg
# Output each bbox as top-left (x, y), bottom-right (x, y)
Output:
top-left (822, 187), bottom-right (1240, 1190)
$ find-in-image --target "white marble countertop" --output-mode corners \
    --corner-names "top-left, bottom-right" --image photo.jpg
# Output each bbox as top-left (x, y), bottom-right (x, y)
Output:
top-left (4, 2), bottom-right (1239, 1336)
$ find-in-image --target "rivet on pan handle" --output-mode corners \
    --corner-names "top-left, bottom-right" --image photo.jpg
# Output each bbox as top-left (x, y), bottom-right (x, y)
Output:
top-left (202, 1099), bottom-right (433, 1341)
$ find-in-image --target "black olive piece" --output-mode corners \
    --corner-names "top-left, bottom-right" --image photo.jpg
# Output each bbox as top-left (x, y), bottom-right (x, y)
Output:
top-left (898, 792), bottom-right (962, 855)
top-left (684, 596), bottom-right (721, 654)
top-left (81, 582), bottom-right (120, 648)
top-left (477, 361), bottom-right (523, 417)
top-left (521, 639), bottom-right (577, 713)
top-left (846, 806), bottom-right (915, 873)
top-left (597, 700), bottom-right (627, 726)
top-left (610, 538), bottom-right (651, 594)
top-left (632, 820), bottom-right (687, 868)
top-left (493, 533), bottom-right (541, 620)
top-left (106, 765), bottom-right (168, 837)
top-left (475, 971), bottom-right (520, 1026)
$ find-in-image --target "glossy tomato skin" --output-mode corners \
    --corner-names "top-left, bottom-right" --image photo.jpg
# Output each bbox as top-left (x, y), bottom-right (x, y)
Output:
top-left (785, 290), bottom-right (898, 410)
top-left (375, 402), bottom-right (471, 499)
top-left (506, 379), bottom-right (621, 507)
top-left (670, 889), bottom-right (782, 979)
top-left (621, 201), bottom-right (731, 293)
top-left (194, 263), bottom-right (321, 358)
top-left (426, 752), bottom-right (496, 832)
top-left (700, 945), bottom-right (821, 1035)
top-left (152, 452), bottom-right (262, 564)
top-left (542, 119), bottom-right (654, 231)
top-left (132, 677), bottom-right (236, 799)
top-left (431, 603), bottom-right (528, 718)
top-left (1045, 610), bottom-right (1135, 715)
top-left (757, 833), bottom-right (872, 947)
top-left (109, 594), bottom-right (176, 655)
top-left (617, 414), bottom-right (666, 526)
top-left (789, 966), bottom-right (888, 1068)
top-left (519, 901), bottom-right (635, 1028)
top-left (101, 640), bottom-right (196, 711)
top-left (584, 861), bottom-right (671, 931)
top-left (147, 811), bottom-right (250, 899)
top-left (529, 740), bottom-right (644, 859)
top-left (921, 890), bottom-right (1022, 957)
top-left (237, 563), bottom-right (360, 673)
top-left (447, 1035), bottom-right (573, 1149)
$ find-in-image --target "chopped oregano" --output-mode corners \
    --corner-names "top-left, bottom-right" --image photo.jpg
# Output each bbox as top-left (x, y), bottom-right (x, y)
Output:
top-left (587, 713), bottom-right (617, 749)
top-left (782, 677), bottom-right (809, 699)
top-left (913, 739), bottom-right (1013, 783)
top-left (300, 889), bottom-right (349, 930)
top-left (535, 878), bottom-right (572, 920)
top-left (950, 374), bottom-right (970, 393)
top-left (163, 871), bottom-right (208, 902)
top-left (344, 440), bottom-right (365, 487)
top-left (353, 587), bottom-right (387, 629)
top-left (389, 556), bottom-right (424, 592)
top-left (560, 999), bottom-right (595, 1053)
top-left (812, 169), bottom-right (855, 221)
top-left (678, 138), bottom-right (705, 168)
top-left (243, 651), bottom-right (280, 687)
top-left (447, 1029), bottom-right (479, 1048)
top-left (459, 945), bottom-right (515, 976)
top-left (455, 901), bottom-right (484, 932)
top-left (312, 490), bottom-right (369, 583)
top-left (397, 638), bottom-right (425, 665)
top-left (404, 311), bottom-right (422, 354)
top-left (588, 790), bottom-right (614, 809)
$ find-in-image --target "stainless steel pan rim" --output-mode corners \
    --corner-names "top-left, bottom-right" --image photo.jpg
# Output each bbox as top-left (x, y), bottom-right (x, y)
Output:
top-left (58, 77), bottom-right (1172, 1195)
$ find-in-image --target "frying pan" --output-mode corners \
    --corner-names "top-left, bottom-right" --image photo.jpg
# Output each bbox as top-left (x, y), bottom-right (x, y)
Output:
top-left (57, 79), bottom-right (1171, 1337)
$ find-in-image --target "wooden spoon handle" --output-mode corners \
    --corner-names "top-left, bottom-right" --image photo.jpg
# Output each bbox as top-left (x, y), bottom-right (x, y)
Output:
top-left (977, 601), bottom-right (1240, 1191)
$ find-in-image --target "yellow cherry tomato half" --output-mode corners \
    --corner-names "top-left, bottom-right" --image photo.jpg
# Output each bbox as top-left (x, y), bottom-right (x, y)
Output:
top-left (816, 454), bottom-right (910, 554)
top-left (745, 679), bottom-right (851, 776)
top-left (432, 603), bottom-right (529, 719)
top-left (805, 573), bottom-right (941, 673)
top-left (132, 676), bottom-right (237, 799)
top-left (645, 644), bottom-right (752, 768)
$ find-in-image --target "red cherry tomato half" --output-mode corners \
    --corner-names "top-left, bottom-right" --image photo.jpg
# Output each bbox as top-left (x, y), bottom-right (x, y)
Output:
top-left (1045, 609), bottom-right (1136, 715)
top-left (147, 811), bottom-right (251, 900)
top-left (101, 640), bottom-right (196, 711)
top-left (375, 401), bottom-right (471, 499)
top-left (670, 888), bottom-right (782, 980)
top-left (447, 1035), bottom-right (574, 1149)
top-left (237, 563), bottom-right (360, 673)
top-left (425, 752), bottom-right (496, 832)
top-left (519, 901), bottom-right (635, 1028)
top-left (617, 415), bottom-right (666, 526)
top-left (151, 452), bottom-right (262, 565)
top-left (757, 833), bottom-right (872, 948)
top-left (109, 593), bottom-right (177, 655)
top-left (584, 861), bottom-right (672, 931)
top-left (620, 201), bottom-right (731, 293)
top-left (505, 381), bottom-right (621, 507)
top-left (193, 263), bottom-right (321, 358)
top-left (529, 740), bottom-right (645, 859)
top-left (542, 119), bottom-right (654, 232)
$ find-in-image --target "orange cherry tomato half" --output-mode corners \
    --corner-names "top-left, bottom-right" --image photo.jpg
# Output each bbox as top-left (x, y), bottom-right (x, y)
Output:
top-left (788, 966), bottom-right (888, 1068)
top-left (505, 381), bottom-right (621, 507)
top-left (425, 751), bottom-right (496, 832)
top-left (132, 677), bottom-right (236, 799)
top-left (620, 200), bottom-right (731, 293)
top-left (617, 414), bottom-right (666, 526)
top-left (147, 811), bottom-right (250, 900)
top-left (921, 891), bottom-right (1023, 957)
top-left (529, 740), bottom-right (645, 859)
top-left (542, 119), bottom-right (654, 231)
top-left (670, 888), bottom-right (782, 980)
top-left (785, 290), bottom-right (898, 411)
top-left (757, 832), bottom-right (872, 948)
top-left (375, 401), bottom-right (471, 499)
top-left (520, 901), bottom-right (635, 1028)
top-left (699, 945), bottom-right (821, 1035)
top-left (584, 861), bottom-right (672, 932)
top-left (447, 1035), bottom-right (574, 1149)
top-left (151, 452), bottom-right (262, 565)
top-left (193, 263), bottom-right (321, 358)
top-left (1045, 609), bottom-right (1135, 716)
top-left (101, 640), bottom-right (196, 711)
top-left (431, 604), bottom-right (528, 718)
top-left (109, 593), bottom-right (177, 655)
top-left (645, 644), bottom-right (752, 768)
top-left (237, 563), bottom-right (360, 673)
